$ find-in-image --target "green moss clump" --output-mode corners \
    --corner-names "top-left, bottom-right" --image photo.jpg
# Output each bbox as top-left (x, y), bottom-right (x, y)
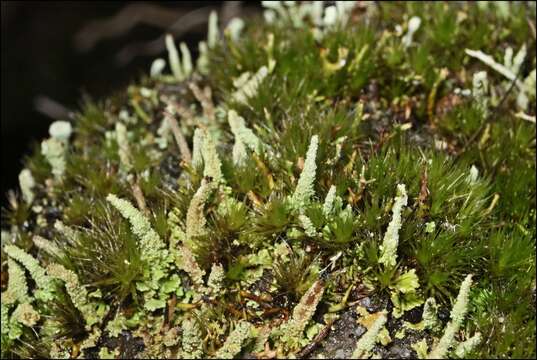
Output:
top-left (1, 2), bottom-right (535, 359)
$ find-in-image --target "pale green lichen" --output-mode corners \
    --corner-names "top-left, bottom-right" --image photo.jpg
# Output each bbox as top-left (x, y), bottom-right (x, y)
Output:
top-left (150, 58), bottom-right (166, 77)
top-left (185, 179), bottom-right (215, 243)
top-left (422, 297), bottom-right (439, 330)
top-left (352, 311), bottom-right (388, 359)
top-left (165, 34), bottom-right (184, 81)
top-left (33, 235), bottom-right (62, 258)
top-left (207, 10), bottom-right (219, 49)
top-left (98, 347), bottom-right (118, 359)
top-left (180, 318), bottom-right (204, 359)
top-left (231, 134), bottom-right (248, 165)
top-left (11, 303), bottom-right (40, 327)
top-left (214, 321), bottom-right (253, 359)
top-left (401, 16), bottom-right (422, 48)
top-left (54, 220), bottom-right (80, 242)
top-left (232, 66), bottom-right (269, 104)
top-left (47, 263), bottom-right (105, 328)
top-left (228, 110), bottom-right (263, 156)
top-left (201, 129), bottom-right (224, 183)
top-left (41, 138), bottom-right (67, 179)
top-left (290, 135), bottom-right (319, 210)
top-left (41, 121), bottom-right (72, 179)
top-left (5, 259), bottom-right (30, 304)
top-left (176, 245), bottom-right (205, 288)
top-left (168, 209), bottom-right (186, 250)
top-left (1, 304), bottom-right (11, 336)
top-left (80, 327), bottom-right (102, 351)
top-left (18, 168), bottom-right (35, 204)
top-left (115, 122), bottom-right (133, 172)
top-left (164, 35), bottom-right (193, 80)
top-left (465, 45), bottom-right (535, 110)
top-left (427, 274), bottom-right (473, 359)
top-left (411, 339), bottom-right (429, 359)
top-left (207, 263), bottom-right (225, 295)
top-left (48, 120), bottom-right (72, 142)
top-left (378, 184), bottom-right (408, 268)
top-left (472, 71), bottom-right (489, 115)
top-left (194, 10), bottom-right (218, 75)
top-left (322, 185), bottom-right (338, 217)
top-left (179, 42), bottom-right (193, 78)
top-left (454, 332), bottom-right (482, 358)
top-left (262, 1), bottom-right (354, 31)
top-left (106, 313), bottom-right (128, 338)
top-left (225, 17), bottom-right (245, 41)
top-left (389, 268), bottom-right (422, 318)
top-left (1, 259), bottom-right (32, 338)
top-left (106, 194), bottom-right (167, 264)
top-left (191, 128), bottom-right (205, 170)
top-left (106, 194), bottom-right (169, 295)
top-left (272, 280), bottom-right (325, 350)
top-left (3, 245), bottom-right (53, 300)
top-left (299, 214), bottom-right (318, 237)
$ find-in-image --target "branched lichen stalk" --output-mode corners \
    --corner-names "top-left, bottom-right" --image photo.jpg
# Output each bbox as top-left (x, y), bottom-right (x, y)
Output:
top-left (106, 194), bottom-right (169, 291)
top-left (33, 235), bottom-right (63, 258)
top-left (454, 332), bottom-right (482, 358)
top-left (207, 263), bottom-right (225, 295)
top-left (422, 297), bottom-right (439, 330)
top-left (3, 245), bottom-right (53, 300)
top-left (290, 135), bottom-right (319, 210)
top-left (351, 311), bottom-right (388, 359)
top-left (232, 66), bottom-right (269, 104)
top-left (323, 185), bottom-right (337, 216)
top-left (201, 129), bottom-right (224, 183)
top-left (47, 263), bottom-right (103, 328)
top-left (273, 279), bottom-right (324, 347)
top-left (176, 245), bottom-right (205, 288)
top-left (18, 169), bottom-right (35, 204)
top-left (214, 321), bottom-right (253, 359)
top-left (427, 274), bottom-right (473, 359)
top-left (180, 318), bottom-right (204, 359)
top-left (191, 128), bottom-right (204, 170)
top-left (186, 179), bottom-right (215, 243)
top-left (106, 194), bottom-right (167, 264)
top-left (228, 110), bottom-right (263, 155)
top-left (115, 122), bottom-right (133, 172)
top-left (379, 184), bottom-right (408, 268)
top-left (5, 259), bottom-right (30, 304)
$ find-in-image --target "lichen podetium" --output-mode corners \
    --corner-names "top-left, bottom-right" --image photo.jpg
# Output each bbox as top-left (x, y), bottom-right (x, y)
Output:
top-left (1, 1), bottom-right (535, 359)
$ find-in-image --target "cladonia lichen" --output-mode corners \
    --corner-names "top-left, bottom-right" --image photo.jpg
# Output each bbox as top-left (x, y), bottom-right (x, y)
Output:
top-left (290, 135), bottom-right (319, 210)
top-left (18, 169), bottom-right (35, 204)
top-left (378, 184), bottom-right (408, 268)
top-left (185, 179), bottom-right (215, 243)
top-left (352, 311), bottom-right (388, 359)
top-left (46, 263), bottom-right (105, 328)
top-left (180, 318), bottom-right (204, 359)
top-left (3, 245), bottom-right (53, 301)
top-left (214, 321), bottom-right (253, 359)
top-left (232, 66), bottom-right (269, 104)
top-left (427, 274), bottom-right (473, 359)
top-left (271, 280), bottom-right (325, 351)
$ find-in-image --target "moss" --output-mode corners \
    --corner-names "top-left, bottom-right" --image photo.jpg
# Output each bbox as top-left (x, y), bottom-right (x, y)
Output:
top-left (1, 1), bottom-right (535, 358)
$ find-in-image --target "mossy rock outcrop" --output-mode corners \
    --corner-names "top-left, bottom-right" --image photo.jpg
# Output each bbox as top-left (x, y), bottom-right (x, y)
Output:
top-left (1, 2), bottom-right (535, 359)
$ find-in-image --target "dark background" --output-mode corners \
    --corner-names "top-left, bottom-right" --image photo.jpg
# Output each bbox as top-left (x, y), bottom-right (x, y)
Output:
top-left (1, 1), bottom-right (259, 209)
